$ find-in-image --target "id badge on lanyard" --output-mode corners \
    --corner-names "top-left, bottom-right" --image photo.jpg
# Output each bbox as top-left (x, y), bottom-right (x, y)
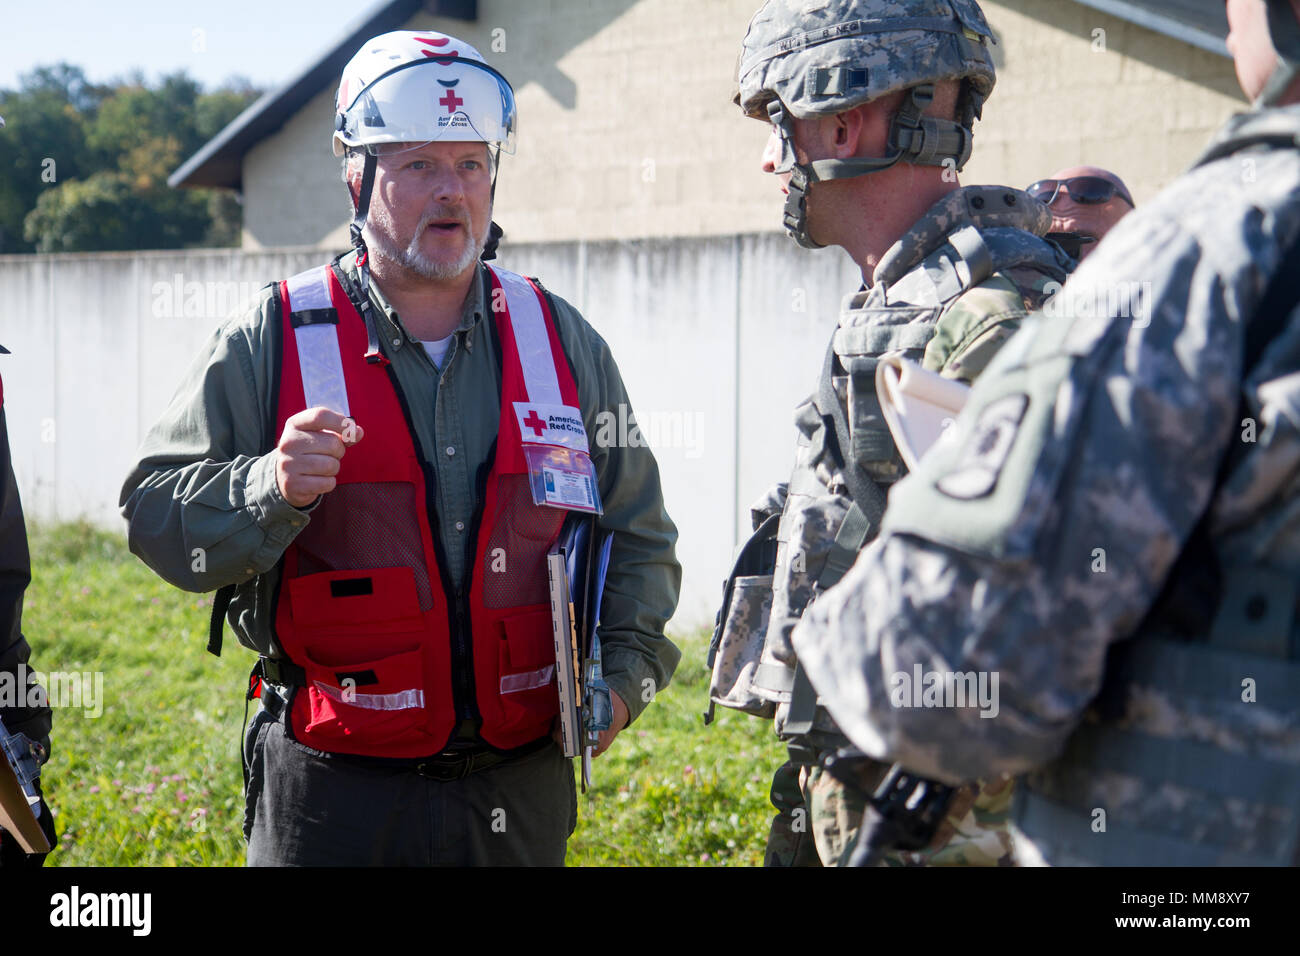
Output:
top-left (513, 401), bottom-right (603, 515)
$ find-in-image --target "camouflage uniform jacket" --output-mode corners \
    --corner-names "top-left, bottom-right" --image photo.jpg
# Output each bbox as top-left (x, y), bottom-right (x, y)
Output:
top-left (756, 184), bottom-right (1069, 742)
top-left (792, 105), bottom-right (1300, 865)
top-left (736, 185), bottom-right (1071, 865)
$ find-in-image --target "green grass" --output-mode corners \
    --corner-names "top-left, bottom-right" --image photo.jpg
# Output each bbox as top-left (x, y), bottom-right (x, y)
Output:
top-left (24, 520), bottom-right (780, 866)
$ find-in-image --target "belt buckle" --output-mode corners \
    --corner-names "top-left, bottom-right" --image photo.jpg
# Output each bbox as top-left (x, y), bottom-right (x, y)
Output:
top-left (415, 751), bottom-right (474, 782)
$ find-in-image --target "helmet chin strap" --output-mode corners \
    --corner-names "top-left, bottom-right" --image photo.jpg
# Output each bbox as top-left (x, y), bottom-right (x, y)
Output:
top-left (347, 150), bottom-right (390, 365)
top-left (769, 85), bottom-right (974, 249)
top-left (482, 145), bottom-right (503, 260)
top-left (1257, 0), bottom-right (1300, 108)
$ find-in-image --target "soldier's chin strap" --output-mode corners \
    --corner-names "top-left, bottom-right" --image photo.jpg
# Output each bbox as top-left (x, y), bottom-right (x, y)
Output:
top-left (772, 85), bottom-right (975, 249)
top-left (1259, 0), bottom-right (1300, 108)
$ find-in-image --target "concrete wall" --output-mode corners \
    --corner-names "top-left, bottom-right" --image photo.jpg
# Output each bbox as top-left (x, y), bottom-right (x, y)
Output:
top-left (0, 238), bottom-right (856, 631)
top-left (239, 0), bottom-right (1245, 250)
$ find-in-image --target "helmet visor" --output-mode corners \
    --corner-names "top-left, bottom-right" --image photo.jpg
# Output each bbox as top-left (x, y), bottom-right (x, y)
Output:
top-left (337, 57), bottom-right (516, 156)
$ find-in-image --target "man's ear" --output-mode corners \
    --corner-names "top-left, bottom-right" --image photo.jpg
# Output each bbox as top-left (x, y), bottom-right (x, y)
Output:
top-left (833, 105), bottom-right (867, 158)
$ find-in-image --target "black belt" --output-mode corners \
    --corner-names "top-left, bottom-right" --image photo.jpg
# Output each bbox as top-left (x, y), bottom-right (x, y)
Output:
top-left (256, 680), bottom-right (553, 780)
top-left (412, 737), bottom-right (552, 782)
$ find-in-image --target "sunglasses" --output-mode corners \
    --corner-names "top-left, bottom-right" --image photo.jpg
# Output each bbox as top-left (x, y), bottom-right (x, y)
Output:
top-left (1027, 176), bottom-right (1134, 208)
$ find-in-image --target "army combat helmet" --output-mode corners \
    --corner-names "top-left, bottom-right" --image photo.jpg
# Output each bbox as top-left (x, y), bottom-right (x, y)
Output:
top-left (737, 0), bottom-right (997, 247)
top-left (1260, 0), bottom-right (1300, 107)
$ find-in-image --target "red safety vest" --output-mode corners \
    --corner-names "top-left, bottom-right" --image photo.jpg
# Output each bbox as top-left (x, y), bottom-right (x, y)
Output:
top-left (270, 262), bottom-right (585, 757)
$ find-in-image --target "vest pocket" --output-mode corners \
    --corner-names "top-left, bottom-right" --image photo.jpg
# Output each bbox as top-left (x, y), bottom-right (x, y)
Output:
top-left (495, 607), bottom-right (560, 735)
top-left (298, 644), bottom-right (434, 752)
top-left (708, 573), bottom-right (777, 718)
top-left (288, 566), bottom-right (424, 636)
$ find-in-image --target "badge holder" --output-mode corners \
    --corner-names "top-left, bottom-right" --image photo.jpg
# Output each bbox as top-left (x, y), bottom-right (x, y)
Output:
top-left (524, 445), bottom-right (603, 515)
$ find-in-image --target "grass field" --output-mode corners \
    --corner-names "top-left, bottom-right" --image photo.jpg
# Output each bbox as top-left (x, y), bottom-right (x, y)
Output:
top-left (23, 521), bottom-right (780, 866)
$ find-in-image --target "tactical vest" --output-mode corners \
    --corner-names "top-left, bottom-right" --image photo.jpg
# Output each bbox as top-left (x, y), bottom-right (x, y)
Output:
top-left (707, 187), bottom-right (1070, 736)
top-left (266, 261), bottom-right (582, 758)
top-left (1013, 112), bottom-right (1300, 865)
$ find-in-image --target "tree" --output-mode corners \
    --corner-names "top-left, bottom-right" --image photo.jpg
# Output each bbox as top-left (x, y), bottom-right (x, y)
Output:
top-left (0, 64), bottom-right (105, 252)
top-left (2, 66), bottom-right (258, 253)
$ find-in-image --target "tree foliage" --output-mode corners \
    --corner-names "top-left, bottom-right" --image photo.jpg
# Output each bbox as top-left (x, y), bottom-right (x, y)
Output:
top-left (0, 64), bottom-right (258, 253)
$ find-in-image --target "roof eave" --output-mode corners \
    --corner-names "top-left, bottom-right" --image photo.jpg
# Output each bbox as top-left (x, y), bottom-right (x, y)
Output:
top-left (169, 0), bottom-right (479, 190)
top-left (1070, 0), bottom-right (1230, 58)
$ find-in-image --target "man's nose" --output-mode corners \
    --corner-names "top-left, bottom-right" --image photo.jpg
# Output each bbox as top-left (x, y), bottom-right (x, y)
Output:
top-left (432, 165), bottom-right (465, 203)
top-left (1050, 194), bottom-right (1080, 215)
top-left (761, 127), bottom-right (783, 174)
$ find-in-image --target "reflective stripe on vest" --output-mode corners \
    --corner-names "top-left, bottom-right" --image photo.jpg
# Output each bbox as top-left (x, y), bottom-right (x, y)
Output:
top-left (285, 268), bottom-right (350, 418)
top-left (271, 262), bottom-right (582, 757)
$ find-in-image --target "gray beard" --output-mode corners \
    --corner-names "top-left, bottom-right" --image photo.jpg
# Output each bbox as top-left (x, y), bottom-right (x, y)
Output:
top-left (364, 205), bottom-right (491, 282)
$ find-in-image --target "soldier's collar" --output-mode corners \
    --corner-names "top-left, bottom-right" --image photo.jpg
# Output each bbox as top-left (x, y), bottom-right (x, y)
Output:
top-left (872, 185), bottom-right (1052, 290)
top-left (1193, 103), bottom-right (1300, 170)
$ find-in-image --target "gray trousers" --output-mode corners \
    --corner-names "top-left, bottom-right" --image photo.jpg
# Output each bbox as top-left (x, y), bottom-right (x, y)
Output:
top-left (243, 707), bottom-right (577, 866)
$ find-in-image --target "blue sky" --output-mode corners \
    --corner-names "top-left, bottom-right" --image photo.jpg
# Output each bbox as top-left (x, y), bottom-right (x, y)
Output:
top-left (0, 0), bottom-right (386, 92)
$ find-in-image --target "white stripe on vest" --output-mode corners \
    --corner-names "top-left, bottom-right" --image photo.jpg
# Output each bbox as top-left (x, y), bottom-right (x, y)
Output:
top-left (487, 266), bottom-right (590, 453)
top-left (488, 266), bottom-right (561, 404)
top-left (312, 680), bottom-right (424, 711)
top-left (286, 266), bottom-right (350, 418)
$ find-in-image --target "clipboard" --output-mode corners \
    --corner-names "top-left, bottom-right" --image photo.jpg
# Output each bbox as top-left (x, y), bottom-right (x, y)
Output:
top-left (547, 514), bottom-right (614, 790)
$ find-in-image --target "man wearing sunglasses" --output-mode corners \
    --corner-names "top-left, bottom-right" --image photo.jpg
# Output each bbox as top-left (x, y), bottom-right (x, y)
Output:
top-left (121, 31), bottom-right (682, 866)
top-left (792, 0), bottom-right (1300, 865)
top-left (1029, 167), bottom-right (1135, 262)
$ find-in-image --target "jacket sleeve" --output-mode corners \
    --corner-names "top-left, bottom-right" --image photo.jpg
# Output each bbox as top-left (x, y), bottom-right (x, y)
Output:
top-left (547, 295), bottom-right (683, 724)
top-left (791, 204), bottom-right (1256, 783)
top-left (0, 382), bottom-right (51, 745)
top-left (119, 288), bottom-right (313, 594)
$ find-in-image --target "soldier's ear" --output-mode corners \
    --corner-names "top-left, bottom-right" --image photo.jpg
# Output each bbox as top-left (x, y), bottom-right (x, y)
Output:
top-left (833, 106), bottom-right (866, 158)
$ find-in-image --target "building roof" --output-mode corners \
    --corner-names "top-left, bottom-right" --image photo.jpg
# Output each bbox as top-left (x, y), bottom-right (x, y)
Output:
top-left (1070, 0), bottom-right (1229, 56)
top-left (171, 0), bottom-right (1228, 192)
top-left (169, 0), bottom-right (477, 189)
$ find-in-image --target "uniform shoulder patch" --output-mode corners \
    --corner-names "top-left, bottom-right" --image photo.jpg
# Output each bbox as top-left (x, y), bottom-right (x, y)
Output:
top-left (935, 393), bottom-right (1029, 500)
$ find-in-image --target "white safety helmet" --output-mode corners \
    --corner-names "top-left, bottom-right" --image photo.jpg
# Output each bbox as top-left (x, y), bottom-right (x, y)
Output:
top-left (335, 31), bottom-right (514, 357)
top-left (333, 30), bottom-right (516, 157)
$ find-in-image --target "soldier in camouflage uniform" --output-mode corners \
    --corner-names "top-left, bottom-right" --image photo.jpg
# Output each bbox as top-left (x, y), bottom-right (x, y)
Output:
top-left (792, 0), bottom-right (1300, 865)
top-left (705, 0), bottom-right (1074, 866)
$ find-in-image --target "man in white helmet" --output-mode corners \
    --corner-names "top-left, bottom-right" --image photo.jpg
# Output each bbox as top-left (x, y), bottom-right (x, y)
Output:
top-left (706, 0), bottom-right (1075, 866)
top-left (122, 31), bottom-right (682, 866)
